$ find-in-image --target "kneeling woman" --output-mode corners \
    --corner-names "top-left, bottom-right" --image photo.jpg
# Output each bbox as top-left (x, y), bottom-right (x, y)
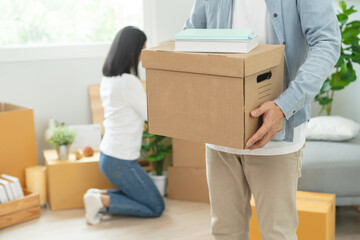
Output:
top-left (84, 26), bottom-right (164, 225)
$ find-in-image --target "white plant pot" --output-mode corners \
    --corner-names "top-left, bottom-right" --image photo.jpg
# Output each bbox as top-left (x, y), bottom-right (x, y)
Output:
top-left (149, 171), bottom-right (168, 197)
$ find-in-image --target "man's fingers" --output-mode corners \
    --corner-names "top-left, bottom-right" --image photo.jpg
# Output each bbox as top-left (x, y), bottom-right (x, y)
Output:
top-left (248, 131), bottom-right (274, 150)
top-left (251, 105), bottom-right (266, 117)
top-left (246, 124), bottom-right (269, 148)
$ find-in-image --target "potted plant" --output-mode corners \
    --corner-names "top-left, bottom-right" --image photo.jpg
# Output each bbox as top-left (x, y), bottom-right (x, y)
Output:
top-left (141, 122), bottom-right (172, 196)
top-left (315, 1), bottom-right (360, 115)
top-left (46, 124), bottom-right (76, 160)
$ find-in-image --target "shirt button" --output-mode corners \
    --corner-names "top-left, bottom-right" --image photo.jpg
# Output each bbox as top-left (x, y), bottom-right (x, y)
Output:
top-left (273, 13), bottom-right (278, 17)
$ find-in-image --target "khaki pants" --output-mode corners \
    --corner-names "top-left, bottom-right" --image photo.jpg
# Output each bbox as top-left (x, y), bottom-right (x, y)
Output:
top-left (206, 146), bottom-right (304, 240)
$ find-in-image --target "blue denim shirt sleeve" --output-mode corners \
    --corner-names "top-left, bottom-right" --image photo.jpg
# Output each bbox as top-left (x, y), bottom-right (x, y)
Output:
top-left (273, 0), bottom-right (341, 120)
top-left (183, 0), bottom-right (207, 29)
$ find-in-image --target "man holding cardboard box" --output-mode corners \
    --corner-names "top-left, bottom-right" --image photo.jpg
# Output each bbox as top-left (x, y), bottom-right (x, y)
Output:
top-left (184, 0), bottom-right (341, 239)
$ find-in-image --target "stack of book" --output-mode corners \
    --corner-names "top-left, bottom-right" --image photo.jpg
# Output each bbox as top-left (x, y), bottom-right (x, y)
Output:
top-left (0, 174), bottom-right (24, 203)
top-left (174, 29), bottom-right (259, 53)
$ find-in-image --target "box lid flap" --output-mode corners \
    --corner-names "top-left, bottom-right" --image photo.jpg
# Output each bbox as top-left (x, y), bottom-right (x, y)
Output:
top-left (142, 42), bottom-right (284, 78)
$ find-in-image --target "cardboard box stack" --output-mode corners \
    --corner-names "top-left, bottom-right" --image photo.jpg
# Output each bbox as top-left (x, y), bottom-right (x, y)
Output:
top-left (168, 138), bottom-right (209, 203)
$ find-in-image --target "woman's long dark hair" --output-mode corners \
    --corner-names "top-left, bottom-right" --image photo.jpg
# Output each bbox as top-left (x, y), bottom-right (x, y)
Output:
top-left (103, 26), bottom-right (147, 77)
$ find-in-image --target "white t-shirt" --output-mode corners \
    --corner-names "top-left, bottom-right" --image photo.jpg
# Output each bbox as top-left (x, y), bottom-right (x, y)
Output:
top-left (207, 0), bottom-right (307, 156)
top-left (100, 74), bottom-right (147, 160)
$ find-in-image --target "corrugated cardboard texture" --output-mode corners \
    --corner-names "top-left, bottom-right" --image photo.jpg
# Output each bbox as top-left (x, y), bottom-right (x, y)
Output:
top-left (168, 166), bottom-right (209, 203)
top-left (0, 103), bottom-right (38, 187)
top-left (143, 42), bottom-right (284, 149)
top-left (147, 69), bottom-right (244, 148)
top-left (250, 191), bottom-right (335, 240)
top-left (172, 138), bottom-right (206, 168)
top-left (44, 150), bottom-right (115, 210)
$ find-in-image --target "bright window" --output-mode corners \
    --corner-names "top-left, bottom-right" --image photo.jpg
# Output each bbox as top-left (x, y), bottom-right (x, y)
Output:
top-left (0, 0), bottom-right (143, 46)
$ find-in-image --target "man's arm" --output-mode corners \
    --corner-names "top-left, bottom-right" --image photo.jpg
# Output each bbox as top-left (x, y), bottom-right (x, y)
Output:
top-left (183, 0), bottom-right (207, 29)
top-left (273, 0), bottom-right (341, 120)
top-left (247, 0), bottom-right (341, 149)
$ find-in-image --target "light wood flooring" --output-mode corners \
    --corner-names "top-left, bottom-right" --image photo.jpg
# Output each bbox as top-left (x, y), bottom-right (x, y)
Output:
top-left (1, 198), bottom-right (360, 240)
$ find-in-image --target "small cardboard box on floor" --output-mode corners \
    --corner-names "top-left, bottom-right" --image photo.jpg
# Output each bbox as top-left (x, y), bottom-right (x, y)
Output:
top-left (0, 103), bottom-right (38, 187)
top-left (44, 150), bottom-right (115, 210)
top-left (250, 191), bottom-right (336, 240)
top-left (142, 42), bottom-right (284, 149)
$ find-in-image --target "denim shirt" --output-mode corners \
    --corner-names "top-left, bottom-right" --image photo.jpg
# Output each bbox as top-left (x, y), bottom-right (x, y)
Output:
top-left (183, 0), bottom-right (341, 141)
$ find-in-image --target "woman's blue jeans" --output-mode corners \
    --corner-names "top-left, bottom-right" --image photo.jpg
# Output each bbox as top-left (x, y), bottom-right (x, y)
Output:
top-left (99, 152), bottom-right (165, 217)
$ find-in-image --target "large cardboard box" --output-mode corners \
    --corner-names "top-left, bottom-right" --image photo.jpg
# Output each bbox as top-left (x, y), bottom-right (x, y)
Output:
top-left (173, 138), bottom-right (206, 168)
top-left (142, 42), bottom-right (284, 149)
top-left (0, 103), bottom-right (38, 187)
top-left (168, 166), bottom-right (209, 203)
top-left (250, 191), bottom-right (336, 240)
top-left (44, 150), bottom-right (115, 210)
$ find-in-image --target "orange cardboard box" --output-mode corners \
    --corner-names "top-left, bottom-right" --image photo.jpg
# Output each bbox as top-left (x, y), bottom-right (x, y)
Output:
top-left (0, 103), bottom-right (38, 187)
top-left (172, 138), bottom-right (206, 169)
top-left (168, 166), bottom-right (209, 203)
top-left (44, 150), bottom-right (115, 210)
top-left (250, 191), bottom-right (336, 240)
top-left (142, 42), bottom-right (284, 149)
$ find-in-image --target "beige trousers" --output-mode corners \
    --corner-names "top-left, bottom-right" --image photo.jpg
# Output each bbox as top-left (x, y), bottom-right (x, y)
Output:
top-left (206, 145), bottom-right (304, 240)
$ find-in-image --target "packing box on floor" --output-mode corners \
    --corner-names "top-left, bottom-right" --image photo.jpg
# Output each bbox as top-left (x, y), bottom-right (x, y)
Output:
top-left (44, 150), bottom-right (115, 210)
top-left (142, 42), bottom-right (284, 149)
top-left (0, 189), bottom-right (40, 229)
top-left (168, 166), bottom-right (209, 203)
top-left (173, 138), bottom-right (206, 168)
top-left (0, 103), bottom-right (38, 187)
top-left (250, 191), bottom-right (336, 240)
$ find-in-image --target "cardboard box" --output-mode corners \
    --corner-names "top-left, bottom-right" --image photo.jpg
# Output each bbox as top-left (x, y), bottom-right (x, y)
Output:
top-left (168, 166), bottom-right (209, 203)
top-left (0, 189), bottom-right (40, 229)
top-left (142, 42), bottom-right (284, 149)
top-left (0, 103), bottom-right (38, 187)
top-left (250, 191), bottom-right (336, 240)
top-left (44, 150), bottom-right (116, 210)
top-left (173, 138), bottom-right (206, 168)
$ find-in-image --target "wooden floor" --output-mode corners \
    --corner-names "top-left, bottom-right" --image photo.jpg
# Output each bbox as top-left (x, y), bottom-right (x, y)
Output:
top-left (1, 198), bottom-right (360, 240)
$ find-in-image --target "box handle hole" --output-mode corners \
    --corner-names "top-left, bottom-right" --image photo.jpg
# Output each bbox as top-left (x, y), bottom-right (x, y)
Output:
top-left (257, 71), bottom-right (272, 83)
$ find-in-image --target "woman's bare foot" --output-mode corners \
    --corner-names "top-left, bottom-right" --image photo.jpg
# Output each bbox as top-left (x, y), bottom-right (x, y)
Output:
top-left (100, 194), bottom-right (110, 208)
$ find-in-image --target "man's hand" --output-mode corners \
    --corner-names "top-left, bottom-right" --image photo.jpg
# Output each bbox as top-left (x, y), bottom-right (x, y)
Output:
top-left (246, 101), bottom-right (285, 150)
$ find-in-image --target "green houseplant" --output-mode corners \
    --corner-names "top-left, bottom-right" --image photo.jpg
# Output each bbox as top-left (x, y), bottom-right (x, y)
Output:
top-left (46, 124), bottom-right (76, 160)
top-left (141, 122), bottom-right (172, 196)
top-left (141, 122), bottom-right (172, 176)
top-left (315, 1), bottom-right (360, 115)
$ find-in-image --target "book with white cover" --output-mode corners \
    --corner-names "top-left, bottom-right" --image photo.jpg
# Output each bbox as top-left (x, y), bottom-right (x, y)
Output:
top-left (0, 185), bottom-right (9, 203)
top-left (175, 35), bottom-right (259, 53)
top-left (1, 174), bottom-right (24, 198)
top-left (0, 179), bottom-right (15, 201)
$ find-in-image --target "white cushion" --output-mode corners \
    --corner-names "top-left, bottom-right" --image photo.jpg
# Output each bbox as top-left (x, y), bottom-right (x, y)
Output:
top-left (306, 116), bottom-right (360, 141)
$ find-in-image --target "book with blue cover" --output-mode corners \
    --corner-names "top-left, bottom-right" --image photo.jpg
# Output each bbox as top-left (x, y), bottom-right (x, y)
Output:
top-left (174, 29), bottom-right (258, 53)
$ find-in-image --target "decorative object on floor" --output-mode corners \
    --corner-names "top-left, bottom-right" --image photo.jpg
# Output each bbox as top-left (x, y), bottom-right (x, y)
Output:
top-left (142, 122), bottom-right (172, 196)
top-left (46, 124), bottom-right (76, 160)
top-left (83, 146), bottom-right (94, 157)
top-left (306, 116), bottom-right (360, 141)
top-left (25, 166), bottom-right (47, 205)
top-left (0, 189), bottom-right (40, 229)
top-left (315, 0), bottom-right (360, 115)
